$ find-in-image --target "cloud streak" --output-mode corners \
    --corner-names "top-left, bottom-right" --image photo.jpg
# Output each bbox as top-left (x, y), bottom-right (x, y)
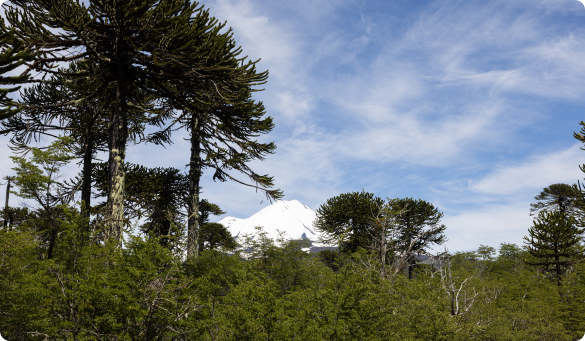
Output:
top-left (471, 144), bottom-right (584, 196)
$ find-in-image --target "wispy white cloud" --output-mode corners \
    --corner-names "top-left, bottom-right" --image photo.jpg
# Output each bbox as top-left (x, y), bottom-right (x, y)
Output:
top-left (436, 143), bottom-right (585, 250)
top-left (441, 202), bottom-right (533, 251)
top-left (394, 0), bottom-right (585, 101)
top-left (195, 0), bottom-right (585, 226)
top-left (536, 0), bottom-right (585, 12)
top-left (470, 143), bottom-right (584, 195)
top-left (208, 0), bottom-right (320, 136)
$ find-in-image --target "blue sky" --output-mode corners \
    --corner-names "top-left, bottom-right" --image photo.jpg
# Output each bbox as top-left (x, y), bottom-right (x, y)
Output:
top-left (2, 0), bottom-right (585, 252)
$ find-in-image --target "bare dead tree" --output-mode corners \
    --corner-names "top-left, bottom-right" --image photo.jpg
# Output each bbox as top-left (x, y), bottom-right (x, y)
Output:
top-left (435, 250), bottom-right (502, 325)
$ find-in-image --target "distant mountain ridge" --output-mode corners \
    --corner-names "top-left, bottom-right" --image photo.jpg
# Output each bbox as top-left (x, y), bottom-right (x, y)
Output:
top-left (217, 200), bottom-right (331, 249)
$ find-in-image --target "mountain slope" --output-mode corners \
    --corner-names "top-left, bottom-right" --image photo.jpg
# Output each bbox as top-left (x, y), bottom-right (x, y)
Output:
top-left (217, 200), bottom-right (329, 247)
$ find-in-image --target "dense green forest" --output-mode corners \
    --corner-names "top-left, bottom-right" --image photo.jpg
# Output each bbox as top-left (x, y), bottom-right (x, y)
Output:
top-left (1, 0), bottom-right (585, 340)
top-left (0, 222), bottom-right (584, 340)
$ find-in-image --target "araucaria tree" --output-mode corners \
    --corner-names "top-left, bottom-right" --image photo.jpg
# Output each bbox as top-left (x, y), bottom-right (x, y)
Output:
top-left (314, 191), bottom-right (384, 253)
top-left (530, 183), bottom-right (582, 217)
top-left (315, 193), bottom-right (447, 276)
top-left (524, 210), bottom-right (585, 286)
top-left (369, 198), bottom-right (409, 278)
top-left (3, 63), bottom-right (112, 229)
top-left (390, 198), bottom-right (446, 279)
top-left (92, 162), bottom-right (228, 252)
top-left (163, 89), bottom-right (281, 258)
top-left (2, 0), bottom-right (279, 250)
top-left (0, 18), bottom-right (30, 122)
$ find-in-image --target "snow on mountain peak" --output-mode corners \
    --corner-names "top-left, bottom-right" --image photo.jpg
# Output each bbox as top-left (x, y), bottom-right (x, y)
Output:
top-left (217, 200), bottom-right (326, 246)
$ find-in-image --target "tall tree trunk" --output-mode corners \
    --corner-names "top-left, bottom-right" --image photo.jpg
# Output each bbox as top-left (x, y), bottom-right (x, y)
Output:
top-left (81, 136), bottom-right (94, 231)
top-left (408, 260), bottom-right (415, 280)
top-left (555, 254), bottom-right (561, 286)
top-left (406, 234), bottom-right (415, 280)
top-left (106, 86), bottom-right (128, 246)
top-left (47, 219), bottom-right (58, 259)
top-left (187, 114), bottom-right (202, 259)
top-left (406, 220), bottom-right (414, 279)
top-left (379, 229), bottom-right (387, 278)
top-left (81, 101), bottom-right (101, 234)
top-left (3, 176), bottom-right (11, 228)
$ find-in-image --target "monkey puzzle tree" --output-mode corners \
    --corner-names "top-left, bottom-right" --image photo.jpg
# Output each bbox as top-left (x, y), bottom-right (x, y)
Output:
top-left (197, 223), bottom-right (237, 252)
top-left (1, 174), bottom-right (31, 229)
top-left (117, 164), bottom-right (188, 250)
top-left (150, 85), bottom-right (281, 258)
top-left (524, 210), bottom-right (585, 286)
top-left (389, 198), bottom-right (446, 279)
top-left (314, 191), bottom-right (384, 253)
top-left (2, 0), bottom-right (275, 248)
top-left (530, 183), bottom-right (582, 218)
top-left (571, 122), bottom-right (585, 222)
top-left (369, 198), bottom-right (409, 278)
top-left (0, 18), bottom-right (31, 123)
top-left (3, 64), bottom-right (109, 228)
top-left (2, 176), bottom-right (14, 228)
top-left (92, 162), bottom-right (226, 251)
top-left (498, 243), bottom-right (521, 260)
top-left (476, 245), bottom-right (496, 261)
top-left (3, 62), bottom-right (155, 231)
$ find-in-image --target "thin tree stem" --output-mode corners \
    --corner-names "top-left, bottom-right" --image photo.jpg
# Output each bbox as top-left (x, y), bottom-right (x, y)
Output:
top-left (187, 114), bottom-right (202, 259)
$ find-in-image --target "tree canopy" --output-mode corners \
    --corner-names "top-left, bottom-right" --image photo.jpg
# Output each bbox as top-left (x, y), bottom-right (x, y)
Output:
top-left (524, 210), bottom-right (585, 286)
top-left (314, 191), bottom-right (384, 253)
top-left (0, 0), bottom-right (281, 257)
top-left (389, 197), bottom-right (446, 278)
top-left (530, 183), bottom-right (583, 217)
top-left (9, 137), bottom-right (76, 258)
top-left (314, 192), bottom-right (447, 278)
top-left (0, 19), bottom-right (31, 123)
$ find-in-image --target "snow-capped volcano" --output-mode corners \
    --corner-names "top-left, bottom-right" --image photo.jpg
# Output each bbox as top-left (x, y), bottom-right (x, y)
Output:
top-left (218, 200), bottom-right (328, 247)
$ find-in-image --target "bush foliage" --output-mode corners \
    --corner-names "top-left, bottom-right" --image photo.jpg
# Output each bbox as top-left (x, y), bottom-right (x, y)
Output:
top-left (1, 217), bottom-right (584, 341)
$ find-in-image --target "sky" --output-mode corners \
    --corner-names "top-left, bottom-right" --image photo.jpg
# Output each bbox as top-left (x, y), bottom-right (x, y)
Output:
top-left (2, 0), bottom-right (585, 252)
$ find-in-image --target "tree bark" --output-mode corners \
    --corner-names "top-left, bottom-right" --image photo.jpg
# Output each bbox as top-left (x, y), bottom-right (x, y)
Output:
top-left (407, 234), bottom-right (415, 280)
top-left (106, 85), bottom-right (128, 246)
top-left (408, 256), bottom-right (417, 280)
top-left (406, 219), bottom-right (414, 279)
top-left (555, 254), bottom-right (561, 286)
top-left (3, 177), bottom-right (11, 228)
top-left (187, 114), bottom-right (202, 259)
top-left (47, 218), bottom-right (58, 259)
top-left (379, 230), bottom-right (387, 278)
top-left (81, 135), bottom-right (94, 231)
